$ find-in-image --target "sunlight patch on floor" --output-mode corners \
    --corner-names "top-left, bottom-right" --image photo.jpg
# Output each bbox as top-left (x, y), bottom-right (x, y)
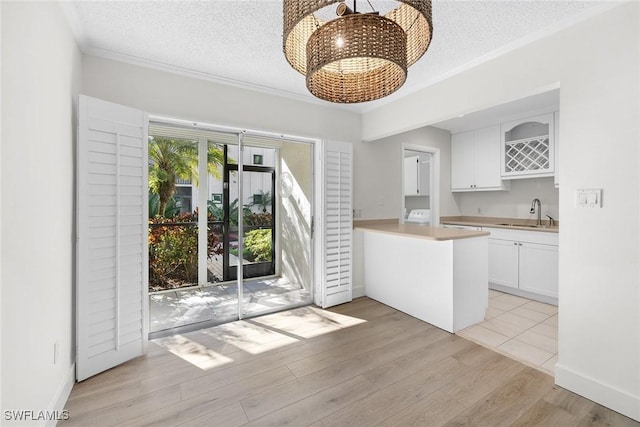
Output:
top-left (250, 306), bottom-right (367, 338)
top-left (199, 320), bottom-right (300, 355)
top-left (154, 334), bottom-right (234, 370)
top-left (152, 306), bottom-right (367, 370)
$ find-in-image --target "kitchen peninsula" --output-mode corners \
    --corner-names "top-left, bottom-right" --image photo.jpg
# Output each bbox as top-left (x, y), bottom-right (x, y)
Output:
top-left (354, 220), bottom-right (489, 333)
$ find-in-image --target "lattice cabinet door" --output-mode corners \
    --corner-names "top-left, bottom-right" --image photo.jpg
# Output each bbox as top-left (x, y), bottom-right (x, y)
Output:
top-left (501, 113), bottom-right (555, 178)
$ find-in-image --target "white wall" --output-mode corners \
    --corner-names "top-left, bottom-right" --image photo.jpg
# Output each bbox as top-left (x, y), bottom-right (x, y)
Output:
top-left (1, 2), bottom-right (81, 424)
top-left (454, 177), bottom-right (559, 220)
top-left (82, 55), bottom-right (361, 144)
top-left (353, 126), bottom-right (457, 219)
top-left (360, 3), bottom-right (639, 421)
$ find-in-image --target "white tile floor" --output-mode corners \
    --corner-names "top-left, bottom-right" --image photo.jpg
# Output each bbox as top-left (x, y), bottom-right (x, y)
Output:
top-left (149, 277), bottom-right (311, 333)
top-left (457, 289), bottom-right (558, 376)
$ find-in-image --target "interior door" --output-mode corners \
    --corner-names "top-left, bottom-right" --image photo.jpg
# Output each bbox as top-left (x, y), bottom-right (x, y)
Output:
top-left (76, 95), bottom-right (148, 381)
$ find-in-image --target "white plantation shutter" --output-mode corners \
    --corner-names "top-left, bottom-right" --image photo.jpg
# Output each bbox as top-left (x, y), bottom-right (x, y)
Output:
top-left (321, 141), bottom-right (353, 308)
top-left (76, 95), bottom-right (148, 381)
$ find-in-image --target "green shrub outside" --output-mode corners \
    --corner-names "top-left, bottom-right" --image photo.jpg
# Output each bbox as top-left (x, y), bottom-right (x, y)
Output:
top-left (244, 229), bottom-right (272, 262)
top-left (149, 211), bottom-right (272, 291)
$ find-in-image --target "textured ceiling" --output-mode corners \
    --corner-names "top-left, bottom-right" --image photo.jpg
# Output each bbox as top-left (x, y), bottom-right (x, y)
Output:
top-left (69, 1), bottom-right (603, 111)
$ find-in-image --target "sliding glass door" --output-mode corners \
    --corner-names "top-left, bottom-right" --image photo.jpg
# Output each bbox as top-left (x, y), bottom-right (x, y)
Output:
top-left (148, 123), bottom-right (314, 334)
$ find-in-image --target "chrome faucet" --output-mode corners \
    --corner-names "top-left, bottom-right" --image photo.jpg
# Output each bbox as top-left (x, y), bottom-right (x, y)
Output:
top-left (530, 198), bottom-right (542, 226)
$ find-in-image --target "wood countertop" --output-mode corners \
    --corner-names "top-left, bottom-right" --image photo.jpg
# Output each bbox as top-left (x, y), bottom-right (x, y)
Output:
top-left (354, 219), bottom-right (489, 241)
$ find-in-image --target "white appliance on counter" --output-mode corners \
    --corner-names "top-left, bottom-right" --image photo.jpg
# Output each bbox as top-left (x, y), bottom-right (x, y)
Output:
top-left (405, 209), bottom-right (431, 225)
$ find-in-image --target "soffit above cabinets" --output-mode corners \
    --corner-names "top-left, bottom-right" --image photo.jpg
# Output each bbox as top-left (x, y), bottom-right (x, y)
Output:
top-left (431, 89), bottom-right (560, 134)
top-left (64, 1), bottom-right (602, 112)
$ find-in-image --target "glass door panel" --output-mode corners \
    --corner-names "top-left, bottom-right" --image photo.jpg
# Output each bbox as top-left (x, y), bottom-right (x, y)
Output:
top-left (148, 136), bottom-right (199, 293)
top-left (241, 141), bottom-right (313, 318)
top-left (204, 141), bottom-right (236, 321)
top-left (223, 170), bottom-right (275, 277)
top-left (240, 170), bottom-right (275, 280)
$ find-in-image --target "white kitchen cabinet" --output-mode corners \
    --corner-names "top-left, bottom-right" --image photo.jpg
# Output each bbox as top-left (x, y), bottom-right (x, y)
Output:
top-left (451, 131), bottom-right (474, 190)
top-left (404, 156), bottom-right (419, 195)
top-left (501, 113), bottom-right (555, 179)
top-left (486, 227), bottom-right (559, 302)
top-left (451, 126), bottom-right (509, 192)
top-left (404, 155), bottom-right (429, 196)
top-left (519, 242), bottom-right (559, 297)
top-left (488, 239), bottom-right (519, 289)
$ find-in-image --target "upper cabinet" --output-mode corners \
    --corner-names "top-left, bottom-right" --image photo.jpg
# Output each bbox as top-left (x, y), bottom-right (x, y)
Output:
top-left (404, 155), bottom-right (429, 196)
top-left (501, 113), bottom-right (555, 179)
top-left (451, 125), bottom-right (510, 192)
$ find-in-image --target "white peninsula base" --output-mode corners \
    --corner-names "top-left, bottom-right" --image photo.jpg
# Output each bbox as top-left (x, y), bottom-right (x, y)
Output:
top-left (362, 228), bottom-right (488, 333)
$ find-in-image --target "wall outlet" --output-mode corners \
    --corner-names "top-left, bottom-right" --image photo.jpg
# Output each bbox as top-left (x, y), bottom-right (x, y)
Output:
top-left (53, 342), bottom-right (59, 365)
top-left (477, 207), bottom-right (482, 214)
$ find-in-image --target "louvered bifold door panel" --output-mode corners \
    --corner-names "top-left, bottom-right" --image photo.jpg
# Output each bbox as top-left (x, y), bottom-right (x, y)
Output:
top-left (322, 141), bottom-right (353, 308)
top-left (77, 95), bottom-right (148, 381)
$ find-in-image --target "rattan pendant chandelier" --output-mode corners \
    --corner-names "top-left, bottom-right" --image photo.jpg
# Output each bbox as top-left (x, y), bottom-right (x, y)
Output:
top-left (283, 0), bottom-right (432, 103)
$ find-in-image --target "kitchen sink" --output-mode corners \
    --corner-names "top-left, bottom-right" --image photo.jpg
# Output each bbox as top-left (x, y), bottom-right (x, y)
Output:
top-left (497, 223), bottom-right (554, 229)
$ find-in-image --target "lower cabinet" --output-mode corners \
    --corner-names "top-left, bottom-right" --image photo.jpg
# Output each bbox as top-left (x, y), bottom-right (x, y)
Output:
top-left (488, 239), bottom-right (519, 289)
top-left (486, 228), bottom-right (559, 301)
top-left (519, 242), bottom-right (559, 297)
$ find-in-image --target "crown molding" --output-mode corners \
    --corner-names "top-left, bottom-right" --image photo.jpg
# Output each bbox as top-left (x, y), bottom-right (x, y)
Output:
top-left (58, 0), bottom-right (623, 118)
top-left (82, 46), bottom-right (361, 114)
top-left (58, 0), bottom-right (358, 113)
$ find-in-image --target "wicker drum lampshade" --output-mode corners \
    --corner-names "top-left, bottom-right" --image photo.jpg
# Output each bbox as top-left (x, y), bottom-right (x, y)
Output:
top-left (283, 1), bottom-right (433, 104)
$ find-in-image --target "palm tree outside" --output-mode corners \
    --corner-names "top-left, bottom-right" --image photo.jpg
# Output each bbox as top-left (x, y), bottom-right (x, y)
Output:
top-left (148, 136), bottom-right (224, 217)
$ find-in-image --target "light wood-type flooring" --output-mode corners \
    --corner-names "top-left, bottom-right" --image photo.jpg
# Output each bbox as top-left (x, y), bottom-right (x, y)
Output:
top-left (62, 297), bottom-right (639, 427)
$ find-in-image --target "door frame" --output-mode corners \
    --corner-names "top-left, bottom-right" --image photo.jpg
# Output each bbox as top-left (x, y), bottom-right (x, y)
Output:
top-left (401, 143), bottom-right (440, 227)
top-left (147, 114), bottom-right (319, 322)
top-left (224, 153), bottom-right (277, 281)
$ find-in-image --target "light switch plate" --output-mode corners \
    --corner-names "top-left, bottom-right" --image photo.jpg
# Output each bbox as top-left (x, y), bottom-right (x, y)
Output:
top-left (576, 188), bottom-right (602, 208)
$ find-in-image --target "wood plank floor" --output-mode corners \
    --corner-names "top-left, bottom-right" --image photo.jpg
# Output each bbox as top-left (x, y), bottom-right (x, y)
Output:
top-left (61, 297), bottom-right (639, 427)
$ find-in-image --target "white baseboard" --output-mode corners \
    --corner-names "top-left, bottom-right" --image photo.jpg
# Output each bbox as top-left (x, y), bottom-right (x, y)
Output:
top-left (489, 283), bottom-right (558, 306)
top-left (46, 363), bottom-right (75, 427)
top-left (555, 363), bottom-right (640, 422)
top-left (352, 285), bottom-right (366, 299)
